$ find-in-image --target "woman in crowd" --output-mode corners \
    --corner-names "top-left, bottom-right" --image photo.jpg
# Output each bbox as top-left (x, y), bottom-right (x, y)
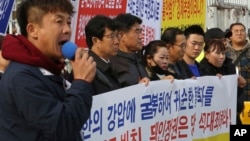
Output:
top-left (199, 39), bottom-right (246, 124)
top-left (141, 40), bottom-right (176, 82)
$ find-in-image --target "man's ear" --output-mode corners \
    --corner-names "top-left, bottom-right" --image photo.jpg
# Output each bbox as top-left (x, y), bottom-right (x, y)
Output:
top-left (91, 37), bottom-right (101, 49)
top-left (118, 31), bottom-right (125, 41)
top-left (26, 23), bottom-right (38, 39)
top-left (92, 37), bottom-right (98, 44)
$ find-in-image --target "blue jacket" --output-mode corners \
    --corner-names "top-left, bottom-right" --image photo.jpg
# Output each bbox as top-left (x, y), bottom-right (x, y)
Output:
top-left (0, 62), bottom-right (93, 141)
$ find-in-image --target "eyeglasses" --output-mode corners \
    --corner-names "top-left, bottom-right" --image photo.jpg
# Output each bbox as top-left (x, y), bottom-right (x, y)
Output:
top-left (134, 28), bottom-right (143, 34)
top-left (103, 33), bottom-right (119, 40)
top-left (232, 29), bottom-right (245, 34)
top-left (189, 41), bottom-right (204, 47)
top-left (174, 43), bottom-right (186, 48)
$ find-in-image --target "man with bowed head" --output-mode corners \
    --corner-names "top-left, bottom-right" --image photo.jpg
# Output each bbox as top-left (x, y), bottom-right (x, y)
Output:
top-left (0, 0), bottom-right (96, 141)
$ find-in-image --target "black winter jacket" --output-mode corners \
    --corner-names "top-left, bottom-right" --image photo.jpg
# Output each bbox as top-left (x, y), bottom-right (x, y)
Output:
top-left (110, 50), bottom-right (149, 87)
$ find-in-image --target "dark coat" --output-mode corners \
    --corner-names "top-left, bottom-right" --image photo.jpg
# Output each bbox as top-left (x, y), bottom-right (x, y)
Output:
top-left (199, 57), bottom-right (236, 76)
top-left (110, 50), bottom-right (149, 87)
top-left (88, 50), bottom-right (120, 95)
top-left (0, 62), bottom-right (93, 141)
top-left (145, 66), bottom-right (182, 81)
top-left (199, 57), bottom-right (244, 125)
top-left (174, 59), bottom-right (201, 79)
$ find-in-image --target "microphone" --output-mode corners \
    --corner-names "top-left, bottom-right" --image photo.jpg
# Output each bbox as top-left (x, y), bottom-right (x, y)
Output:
top-left (62, 41), bottom-right (77, 60)
top-left (61, 41), bottom-right (113, 88)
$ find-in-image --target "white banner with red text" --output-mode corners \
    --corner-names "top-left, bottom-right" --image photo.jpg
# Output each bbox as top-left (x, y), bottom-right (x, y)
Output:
top-left (81, 75), bottom-right (238, 141)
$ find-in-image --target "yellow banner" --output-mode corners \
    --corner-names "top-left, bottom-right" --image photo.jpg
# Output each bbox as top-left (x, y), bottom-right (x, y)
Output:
top-left (240, 101), bottom-right (250, 124)
top-left (161, 0), bottom-right (206, 62)
top-left (161, 0), bottom-right (206, 31)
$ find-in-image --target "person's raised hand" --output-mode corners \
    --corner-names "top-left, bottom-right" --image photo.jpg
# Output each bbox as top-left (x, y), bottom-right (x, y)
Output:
top-left (70, 48), bottom-right (96, 83)
top-left (162, 75), bottom-right (174, 83)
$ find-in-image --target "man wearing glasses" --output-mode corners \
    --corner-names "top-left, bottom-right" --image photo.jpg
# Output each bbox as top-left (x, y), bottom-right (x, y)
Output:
top-left (226, 23), bottom-right (250, 97)
top-left (175, 24), bottom-right (205, 79)
top-left (84, 15), bottom-right (121, 95)
top-left (161, 27), bottom-right (186, 79)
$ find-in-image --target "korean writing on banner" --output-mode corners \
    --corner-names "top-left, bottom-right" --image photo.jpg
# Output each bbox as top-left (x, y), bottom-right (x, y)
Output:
top-left (81, 75), bottom-right (238, 141)
top-left (0, 0), bottom-right (15, 35)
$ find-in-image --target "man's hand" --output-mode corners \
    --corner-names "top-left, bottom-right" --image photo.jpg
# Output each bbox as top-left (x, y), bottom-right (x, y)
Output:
top-left (70, 48), bottom-right (96, 83)
top-left (139, 77), bottom-right (150, 86)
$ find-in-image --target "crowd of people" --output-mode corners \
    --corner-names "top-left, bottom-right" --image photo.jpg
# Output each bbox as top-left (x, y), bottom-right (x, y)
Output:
top-left (0, 0), bottom-right (250, 140)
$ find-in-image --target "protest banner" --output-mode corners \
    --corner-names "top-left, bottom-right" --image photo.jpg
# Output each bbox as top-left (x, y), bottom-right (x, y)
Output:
top-left (125, 0), bottom-right (163, 45)
top-left (81, 75), bottom-right (238, 141)
top-left (0, 0), bottom-right (15, 35)
top-left (71, 0), bottom-right (163, 47)
top-left (71, 0), bottom-right (206, 48)
top-left (73, 0), bottom-right (127, 47)
top-left (161, 0), bottom-right (207, 62)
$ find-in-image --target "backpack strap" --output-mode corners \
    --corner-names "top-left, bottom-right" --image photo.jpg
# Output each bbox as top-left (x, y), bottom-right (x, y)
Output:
top-left (233, 48), bottom-right (248, 65)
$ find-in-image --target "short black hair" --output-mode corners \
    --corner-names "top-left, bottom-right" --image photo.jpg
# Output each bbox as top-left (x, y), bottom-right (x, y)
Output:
top-left (184, 24), bottom-right (204, 39)
top-left (161, 27), bottom-right (183, 45)
top-left (229, 22), bottom-right (246, 30)
top-left (17, 0), bottom-right (74, 37)
top-left (204, 39), bottom-right (226, 53)
top-left (114, 13), bottom-right (142, 32)
top-left (85, 15), bottom-right (116, 49)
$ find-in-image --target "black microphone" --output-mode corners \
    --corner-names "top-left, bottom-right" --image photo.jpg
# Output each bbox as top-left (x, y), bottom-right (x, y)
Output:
top-left (62, 42), bottom-right (113, 88)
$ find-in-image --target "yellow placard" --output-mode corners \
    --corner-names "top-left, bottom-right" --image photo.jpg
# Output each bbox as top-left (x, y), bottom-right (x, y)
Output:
top-left (161, 0), bottom-right (206, 62)
top-left (240, 101), bottom-right (250, 124)
top-left (161, 0), bottom-right (206, 31)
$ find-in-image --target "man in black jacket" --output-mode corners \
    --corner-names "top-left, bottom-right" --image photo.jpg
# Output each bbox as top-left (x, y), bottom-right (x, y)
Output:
top-left (175, 25), bottom-right (205, 79)
top-left (110, 13), bottom-right (149, 87)
top-left (85, 15), bottom-right (121, 95)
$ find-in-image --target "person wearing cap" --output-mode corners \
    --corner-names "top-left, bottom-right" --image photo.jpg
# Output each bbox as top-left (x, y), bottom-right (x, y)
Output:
top-left (204, 27), bottom-right (232, 47)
